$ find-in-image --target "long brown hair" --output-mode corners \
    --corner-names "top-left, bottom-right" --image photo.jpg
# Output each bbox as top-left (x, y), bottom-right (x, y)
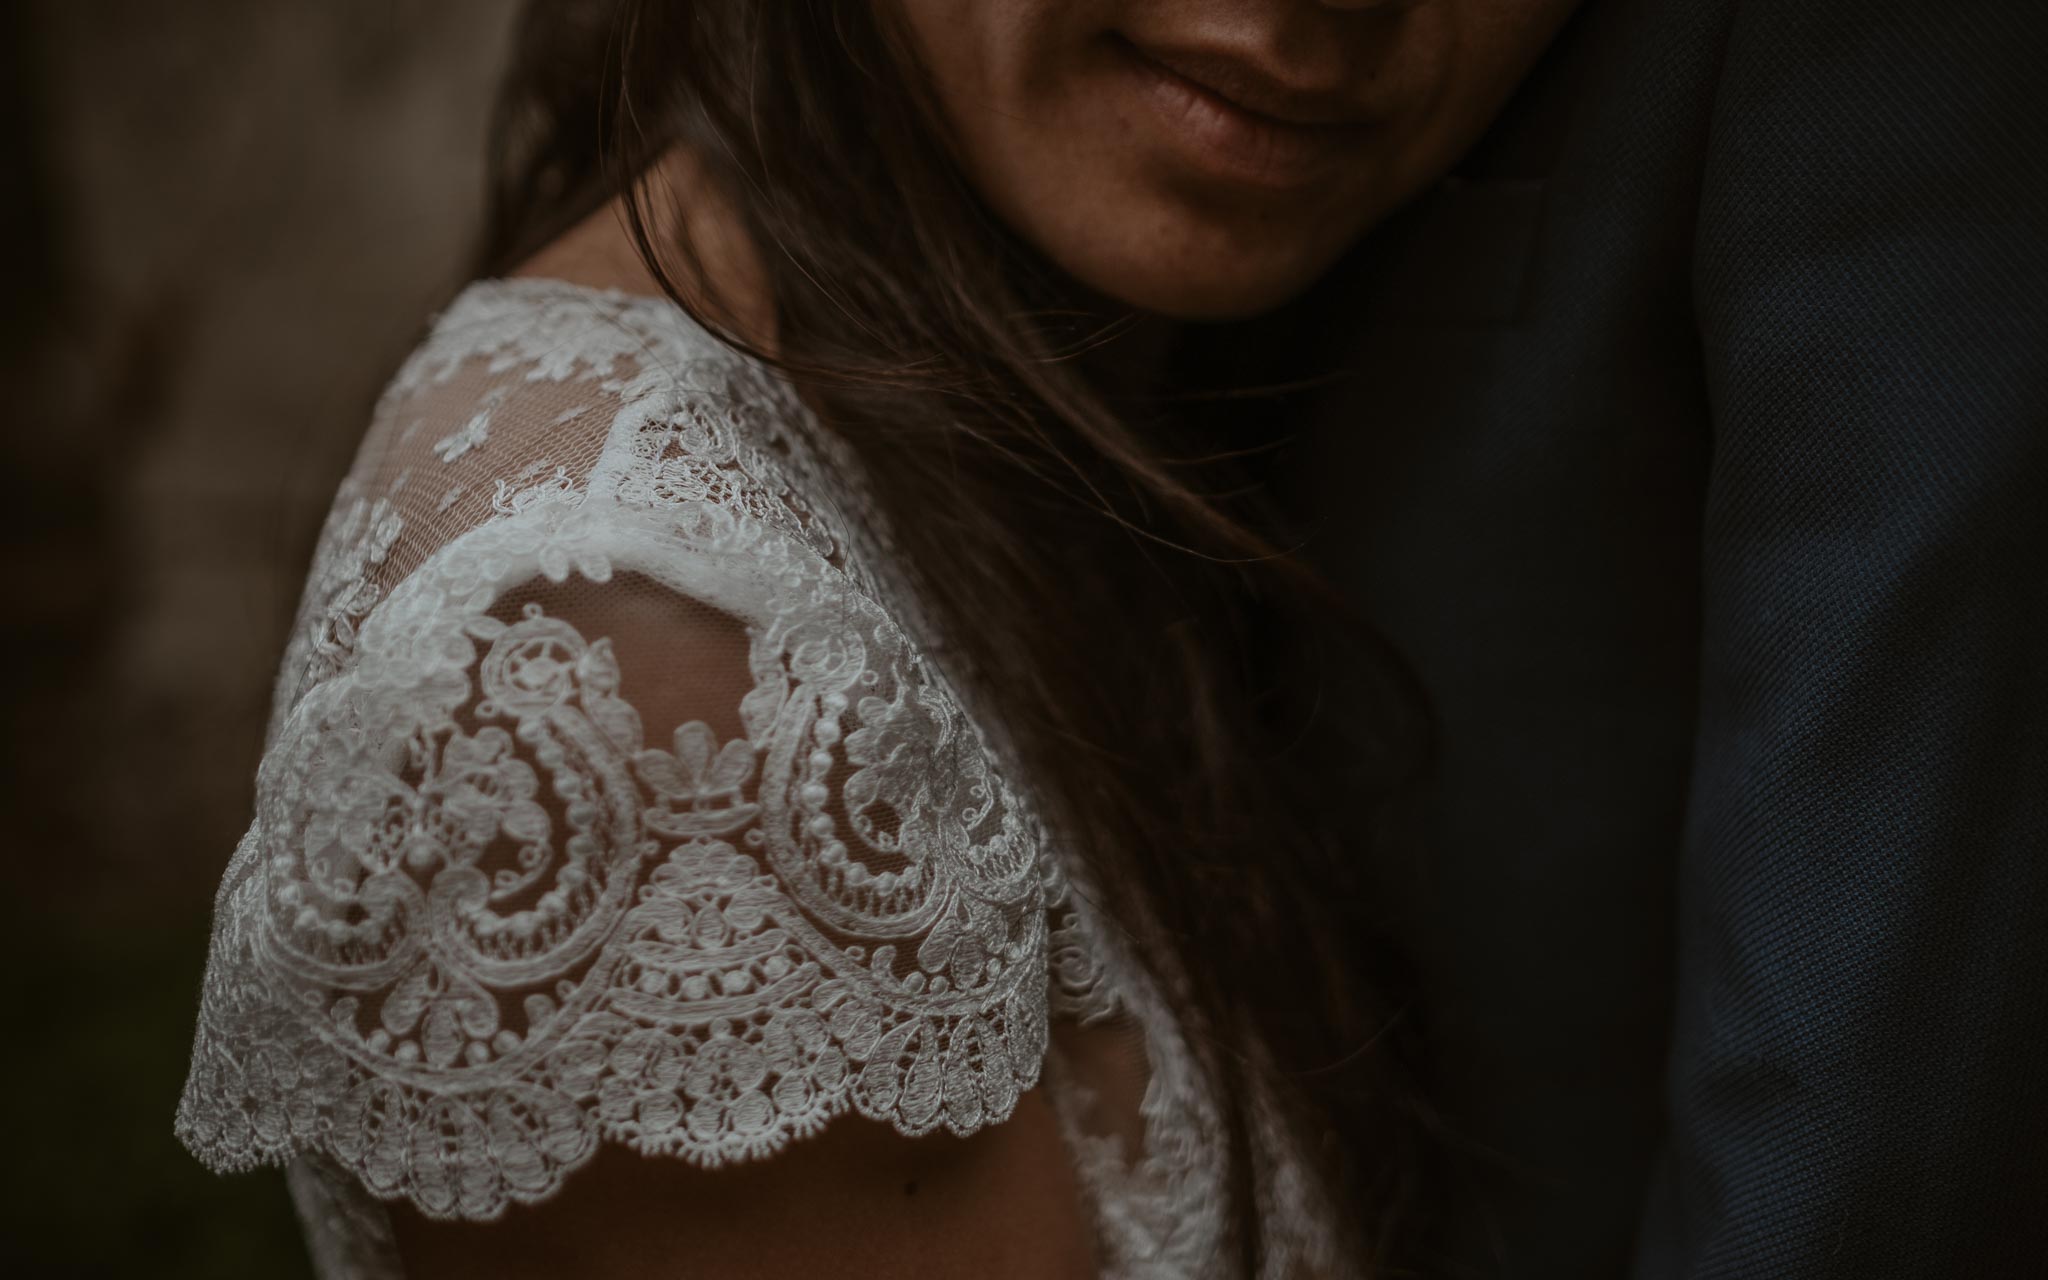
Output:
top-left (482, 2), bottom-right (1446, 1271)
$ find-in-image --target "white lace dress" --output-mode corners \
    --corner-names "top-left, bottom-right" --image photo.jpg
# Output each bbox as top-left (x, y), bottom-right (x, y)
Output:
top-left (175, 278), bottom-right (1345, 1279)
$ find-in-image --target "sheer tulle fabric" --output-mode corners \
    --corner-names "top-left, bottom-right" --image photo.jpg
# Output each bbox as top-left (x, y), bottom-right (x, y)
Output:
top-left (174, 279), bottom-right (1339, 1278)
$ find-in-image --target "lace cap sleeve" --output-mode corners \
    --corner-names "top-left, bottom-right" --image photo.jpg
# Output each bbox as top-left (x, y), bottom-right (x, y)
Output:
top-left (175, 287), bottom-right (1065, 1219)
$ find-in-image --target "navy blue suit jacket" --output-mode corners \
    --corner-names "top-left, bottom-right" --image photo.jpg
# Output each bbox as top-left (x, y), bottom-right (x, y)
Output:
top-left (1282, 2), bottom-right (2048, 1275)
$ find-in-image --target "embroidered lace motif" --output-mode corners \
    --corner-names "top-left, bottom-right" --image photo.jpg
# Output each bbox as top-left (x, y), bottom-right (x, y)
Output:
top-left (175, 278), bottom-right (1338, 1279)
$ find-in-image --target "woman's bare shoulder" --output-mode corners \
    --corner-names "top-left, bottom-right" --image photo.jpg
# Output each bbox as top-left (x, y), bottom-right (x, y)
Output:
top-left (509, 149), bottom-right (778, 353)
top-left (509, 199), bottom-right (667, 297)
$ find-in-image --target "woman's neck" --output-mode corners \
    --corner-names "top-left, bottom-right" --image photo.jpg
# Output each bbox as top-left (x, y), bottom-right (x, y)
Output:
top-left (1059, 289), bottom-right (1184, 405)
top-left (515, 147), bottom-right (1194, 408)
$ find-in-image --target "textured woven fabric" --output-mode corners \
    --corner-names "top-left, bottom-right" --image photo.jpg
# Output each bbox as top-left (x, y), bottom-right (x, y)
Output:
top-left (1653, 3), bottom-right (2048, 1275)
top-left (1287, 1), bottom-right (2048, 1276)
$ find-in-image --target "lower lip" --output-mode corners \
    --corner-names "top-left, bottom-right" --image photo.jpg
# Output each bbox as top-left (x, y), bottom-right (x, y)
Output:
top-left (1113, 38), bottom-right (1369, 191)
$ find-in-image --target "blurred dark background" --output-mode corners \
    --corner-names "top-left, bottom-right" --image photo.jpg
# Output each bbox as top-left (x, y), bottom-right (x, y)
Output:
top-left (3, 4), bottom-right (519, 1274)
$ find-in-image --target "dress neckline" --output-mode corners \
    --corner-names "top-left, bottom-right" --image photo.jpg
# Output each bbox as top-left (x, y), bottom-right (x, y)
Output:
top-left (454, 273), bottom-right (685, 313)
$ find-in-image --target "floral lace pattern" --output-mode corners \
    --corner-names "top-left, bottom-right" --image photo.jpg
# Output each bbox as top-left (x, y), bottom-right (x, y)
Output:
top-left (182, 449), bottom-right (1058, 1222)
top-left (175, 278), bottom-right (1335, 1278)
top-left (266, 487), bottom-right (404, 750)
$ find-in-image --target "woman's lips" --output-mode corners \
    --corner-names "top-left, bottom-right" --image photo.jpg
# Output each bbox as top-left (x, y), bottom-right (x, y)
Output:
top-left (1112, 33), bottom-right (1376, 191)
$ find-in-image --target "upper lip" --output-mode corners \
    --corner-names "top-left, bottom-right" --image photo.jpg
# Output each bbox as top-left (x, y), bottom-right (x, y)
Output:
top-left (1117, 34), bottom-right (1375, 129)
